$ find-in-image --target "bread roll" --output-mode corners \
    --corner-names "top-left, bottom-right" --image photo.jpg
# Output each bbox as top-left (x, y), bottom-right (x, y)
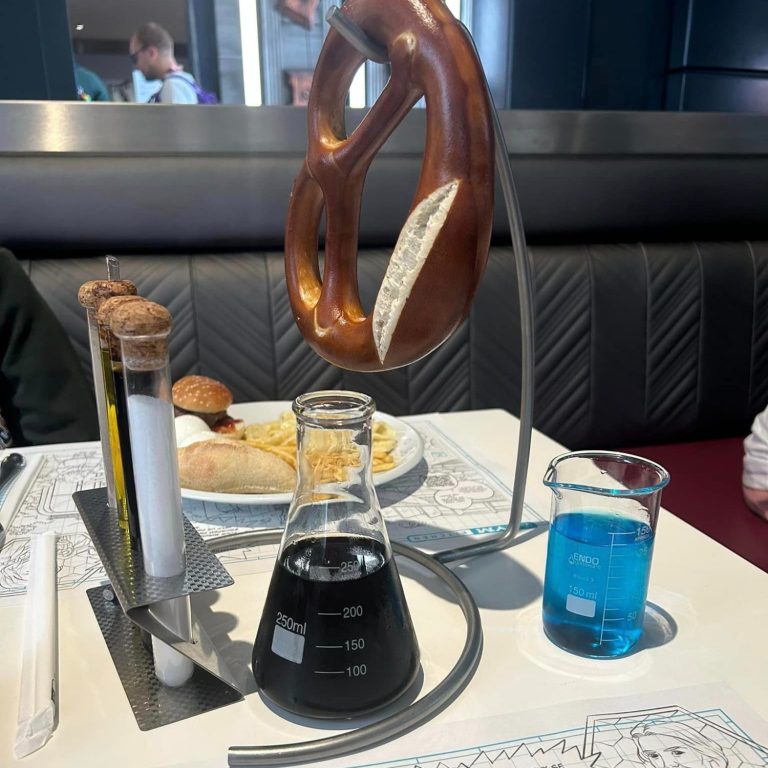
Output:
top-left (178, 439), bottom-right (295, 494)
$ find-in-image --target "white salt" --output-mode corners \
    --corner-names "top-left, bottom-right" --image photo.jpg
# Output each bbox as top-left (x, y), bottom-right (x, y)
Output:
top-left (127, 394), bottom-right (185, 578)
top-left (127, 393), bottom-right (193, 686)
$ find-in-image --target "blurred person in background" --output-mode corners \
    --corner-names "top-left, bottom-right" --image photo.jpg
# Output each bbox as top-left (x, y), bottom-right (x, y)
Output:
top-left (75, 63), bottom-right (110, 102)
top-left (0, 249), bottom-right (98, 447)
top-left (743, 405), bottom-right (768, 521)
top-left (129, 22), bottom-right (216, 104)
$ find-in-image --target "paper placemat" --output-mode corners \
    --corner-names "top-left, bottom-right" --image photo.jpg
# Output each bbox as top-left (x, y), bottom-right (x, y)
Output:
top-left (0, 422), bottom-right (545, 598)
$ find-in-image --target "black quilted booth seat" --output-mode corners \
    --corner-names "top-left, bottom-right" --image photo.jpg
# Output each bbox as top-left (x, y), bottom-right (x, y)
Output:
top-left (2, 104), bottom-right (768, 568)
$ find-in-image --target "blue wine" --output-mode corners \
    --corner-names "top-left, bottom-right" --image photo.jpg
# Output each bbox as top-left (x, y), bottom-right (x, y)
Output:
top-left (543, 511), bottom-right (654, 657)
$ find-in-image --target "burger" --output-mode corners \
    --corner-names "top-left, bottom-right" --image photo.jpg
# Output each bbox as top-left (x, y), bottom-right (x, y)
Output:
top-left (172, 375), bottom-right (295, 494)
top-left (171, 375), bottom-right (244, 436)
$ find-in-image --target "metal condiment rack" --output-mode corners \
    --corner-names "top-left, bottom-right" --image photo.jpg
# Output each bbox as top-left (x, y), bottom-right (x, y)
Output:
top-left (74, 487), bottom-right (245, 730)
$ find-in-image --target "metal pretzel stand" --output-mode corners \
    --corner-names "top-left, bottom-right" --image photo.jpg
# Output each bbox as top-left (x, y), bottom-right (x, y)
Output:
top-left (75, 6), bottom-right (536, 766)
top-left (227, 10), bottom-right (537, 763)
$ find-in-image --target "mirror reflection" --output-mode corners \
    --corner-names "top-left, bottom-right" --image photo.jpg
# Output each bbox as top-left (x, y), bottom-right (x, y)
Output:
top-left (0, 0), bottom-right (766, 112)
top-left (71, 0), bottom-right (191, 103)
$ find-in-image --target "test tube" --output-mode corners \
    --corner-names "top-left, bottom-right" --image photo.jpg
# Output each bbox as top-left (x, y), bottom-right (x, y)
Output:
top-left (77, 280), bottom-right (137, 515)
top-left (110, 298), bottom-right (194, 688)
top-left (105, 255), bottom-right (120, 280)
top-left (95, 295), bottom-right (144, 548)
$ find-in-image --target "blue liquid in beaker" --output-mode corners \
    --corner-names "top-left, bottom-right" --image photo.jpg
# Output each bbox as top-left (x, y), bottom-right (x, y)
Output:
top-left (542, 511), bottom-right (654, 657)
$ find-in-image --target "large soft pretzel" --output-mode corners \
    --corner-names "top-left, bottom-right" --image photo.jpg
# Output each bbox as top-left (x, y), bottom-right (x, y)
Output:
top-left (285, 0), bottom-right (494, 372)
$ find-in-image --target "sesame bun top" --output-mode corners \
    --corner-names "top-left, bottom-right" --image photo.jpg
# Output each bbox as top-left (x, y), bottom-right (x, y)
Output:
top-left (172, 375), bottom-right (233, 414)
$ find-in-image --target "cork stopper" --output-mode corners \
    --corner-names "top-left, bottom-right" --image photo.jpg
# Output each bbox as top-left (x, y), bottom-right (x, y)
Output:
top-left (110, 299), bottom-right (173, 370)
top-left (96, 295), bottom-right (145, 359)
top-left (77, 280), bottom-right (136, 310)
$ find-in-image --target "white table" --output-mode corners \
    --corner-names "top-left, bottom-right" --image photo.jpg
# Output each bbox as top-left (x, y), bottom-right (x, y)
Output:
top-left (1, 409), bottom-right (767, 767)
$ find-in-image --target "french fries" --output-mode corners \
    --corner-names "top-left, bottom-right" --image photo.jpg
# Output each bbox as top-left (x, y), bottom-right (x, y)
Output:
top-left (243, 411), bottom-right (398, 482)
top-left (243, 412), bottom-right (297, 467)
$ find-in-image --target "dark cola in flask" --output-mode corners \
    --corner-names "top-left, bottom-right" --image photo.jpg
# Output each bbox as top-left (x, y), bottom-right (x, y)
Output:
top-left (252, 391), bottom-right (420, 718)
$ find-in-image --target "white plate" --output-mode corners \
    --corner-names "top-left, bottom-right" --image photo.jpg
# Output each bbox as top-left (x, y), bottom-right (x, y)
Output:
top-left (179, 401), bottom-right (424, 506)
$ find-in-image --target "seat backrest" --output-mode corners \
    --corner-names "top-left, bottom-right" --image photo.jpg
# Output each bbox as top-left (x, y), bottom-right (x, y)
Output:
top-left (20, 240), bottom-right (768, 449)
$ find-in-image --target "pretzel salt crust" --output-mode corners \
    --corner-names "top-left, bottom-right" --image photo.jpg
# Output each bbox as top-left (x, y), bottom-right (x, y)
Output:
top-left (285, 0), bottom-right (494, 371)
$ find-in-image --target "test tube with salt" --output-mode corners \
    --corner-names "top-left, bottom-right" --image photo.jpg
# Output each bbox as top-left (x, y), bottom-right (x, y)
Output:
top-left (110, 299), bottom-right (194, 688)
top-left (77, 280), bottom-right (137, 517)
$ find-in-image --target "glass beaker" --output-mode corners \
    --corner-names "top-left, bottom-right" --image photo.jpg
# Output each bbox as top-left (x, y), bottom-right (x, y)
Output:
top-left (252, 390), bottom-right (420, 718)
top-left (542, 451), bottom-right (670, 658)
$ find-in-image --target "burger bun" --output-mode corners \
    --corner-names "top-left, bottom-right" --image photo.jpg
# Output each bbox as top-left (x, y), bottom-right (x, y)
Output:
top-left (172, 375), bottom-right (233, 415)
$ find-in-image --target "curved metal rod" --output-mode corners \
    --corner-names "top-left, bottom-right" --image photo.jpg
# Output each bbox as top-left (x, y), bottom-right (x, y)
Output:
top-left (210, 531), bottom-right (483, 767)
top-left (436, 21), bottom-right (535, 563)
top-left (325, 7), bottom-right (388, 63)
top-left (324, 6), bottom-right (537, 564)
top-left (220, 7), bottom-right (537, 762)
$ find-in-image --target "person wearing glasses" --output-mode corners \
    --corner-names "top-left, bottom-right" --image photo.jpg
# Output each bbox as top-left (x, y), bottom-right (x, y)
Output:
top-left (128, 22), bottom-right (212, 104)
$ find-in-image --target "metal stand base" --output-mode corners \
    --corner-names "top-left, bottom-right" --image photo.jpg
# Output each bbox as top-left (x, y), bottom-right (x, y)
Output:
top-left (73, 491), bottom-right (482, 754)
top-left (217, 3), bottom-right (539, 762)
top-left (74, 488), bottom-right (244, 730)
top-left (205, 530), bottom-right (483, 768)
top-left (85, 586), bottom-right (242, 730)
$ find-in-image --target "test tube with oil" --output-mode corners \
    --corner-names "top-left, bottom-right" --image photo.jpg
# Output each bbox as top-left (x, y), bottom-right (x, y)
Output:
top-left (96, 294), bottom-right (145, 548)
top-left (77, 279), bottom-right (137, 527)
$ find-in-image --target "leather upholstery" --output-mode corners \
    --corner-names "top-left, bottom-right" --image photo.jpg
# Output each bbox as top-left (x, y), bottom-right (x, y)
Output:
top-left (20, 240), bottom-right (768, 450)
top-left (6, 107), bottom-right (767, 569)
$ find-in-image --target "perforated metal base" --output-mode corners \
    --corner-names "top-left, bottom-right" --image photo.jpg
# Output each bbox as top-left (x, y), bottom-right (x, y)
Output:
top-left (75, 488), bottom-right (233, 610)
top-left (87, 587), bottom-right (243, 730)
top-left (75, 488), bottom-right (244, 730)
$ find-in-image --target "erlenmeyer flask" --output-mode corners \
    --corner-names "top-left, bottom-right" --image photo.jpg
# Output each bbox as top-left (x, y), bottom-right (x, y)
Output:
top-left (252, 390), bottom-right (420, 718)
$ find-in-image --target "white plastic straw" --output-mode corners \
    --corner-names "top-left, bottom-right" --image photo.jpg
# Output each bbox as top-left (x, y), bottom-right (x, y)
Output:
top-left (15, 531), bottom-right (58, 758)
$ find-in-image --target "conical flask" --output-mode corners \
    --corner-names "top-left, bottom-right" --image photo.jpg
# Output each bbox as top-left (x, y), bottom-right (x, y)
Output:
top-left (252, 390), bottom-right (420, 718)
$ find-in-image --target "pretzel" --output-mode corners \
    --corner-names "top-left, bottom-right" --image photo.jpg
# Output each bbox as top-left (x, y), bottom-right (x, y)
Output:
top-left (285, 0), bottom-right (494, 371)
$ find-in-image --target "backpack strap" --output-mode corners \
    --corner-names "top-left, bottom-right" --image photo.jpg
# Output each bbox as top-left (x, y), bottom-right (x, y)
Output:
top-left (154, 74), bottom-right (201, 103)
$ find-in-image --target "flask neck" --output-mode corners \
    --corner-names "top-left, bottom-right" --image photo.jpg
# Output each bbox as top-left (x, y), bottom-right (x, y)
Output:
top-left (282, 391), bottom-right (390, 558)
